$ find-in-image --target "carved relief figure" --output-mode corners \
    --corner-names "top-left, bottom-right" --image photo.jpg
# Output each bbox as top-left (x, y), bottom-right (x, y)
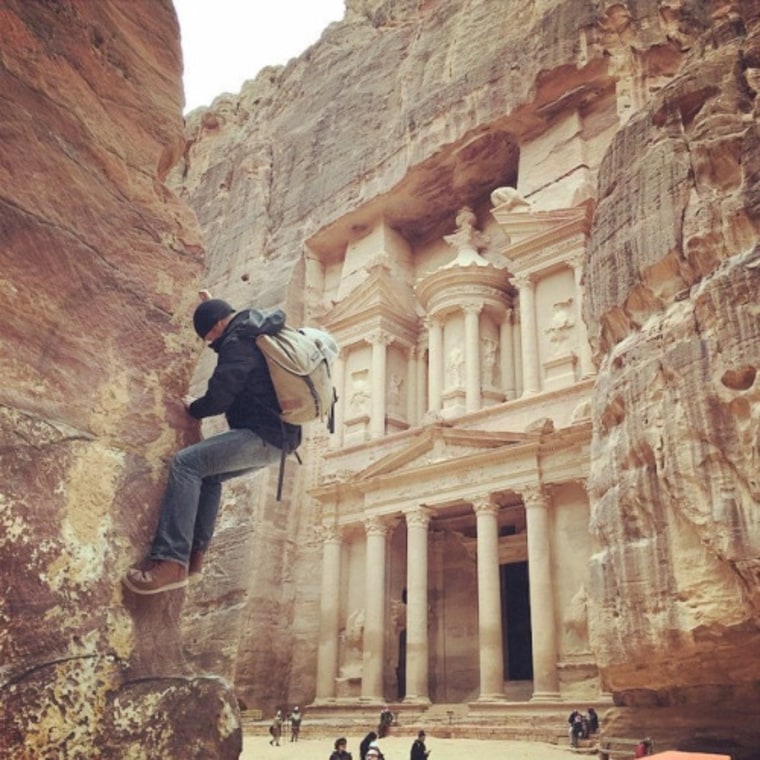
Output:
top-left (349, 372), bottom-right (370, 416)
top-left (546, 298), bottom-right (575, 354)
top-left (388, 372), bottom-right (404, 410)
top-left (563, 584), bottom-right (590, 654)
top-left (446, 346), bottom-right (464, 387)
top-left (340, 608), bottom-right (365, 678)
top-left (443, 206), bottom-right (490, 257)
top-left (490, 186), bottom-right (531, 211)
top-left (481, 337), bottom-right (499, 386)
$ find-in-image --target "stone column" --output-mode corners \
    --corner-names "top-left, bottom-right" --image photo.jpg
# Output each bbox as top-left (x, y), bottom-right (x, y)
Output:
top-left (570, 256), bottom-right (594, 378)
top-left (331, 353), bottom-right (346, 448)
top-left (514, 274), bottom-right (540, 395)
top-left (426, 316), bottom-right (443, 414)
top-left (499, 308), bottom-right (516, 400)
top-left (406, 346), bottom-right (419, 426)
top-left (362, 516), bottom-right (388, 701)
top-left (370, 332), bottom-right (390, 438)
top-left (463, 304), bottom-right (482, 412)
top-left (473, 497), bottom-right (506, 701)
top-left (404, 507), bottom-right (431, 704)
top-left (315, 523), bottom-right (342, 702)
top-left (523, 485), bottom-right (560, 700)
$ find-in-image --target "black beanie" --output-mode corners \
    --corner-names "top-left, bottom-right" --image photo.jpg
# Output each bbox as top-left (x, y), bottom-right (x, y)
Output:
top-left (193, 299), bottom-right (234, 338)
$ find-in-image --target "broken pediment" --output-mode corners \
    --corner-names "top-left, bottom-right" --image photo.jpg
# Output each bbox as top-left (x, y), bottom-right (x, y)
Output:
top-left (324, 262), bottom-right (419, 343)
top-left (354, 424), bottom-right (534, 481)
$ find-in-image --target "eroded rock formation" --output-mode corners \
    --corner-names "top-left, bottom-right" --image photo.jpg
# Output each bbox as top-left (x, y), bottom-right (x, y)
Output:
top-left (1, 1), bottom-right (241, 757)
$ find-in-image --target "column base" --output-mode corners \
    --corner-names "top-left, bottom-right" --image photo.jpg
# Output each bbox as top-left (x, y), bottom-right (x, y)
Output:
top-left (308, 698), bottom-right (338, 707)
top-left (402, 696), bottom-right (432, 706)
top-left (530, 691), bottom-right (562, 702)
top-left (476, 693), bottom-right (508, 703)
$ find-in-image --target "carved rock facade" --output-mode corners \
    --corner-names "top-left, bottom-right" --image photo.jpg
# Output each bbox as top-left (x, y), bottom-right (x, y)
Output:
top-left (173, 0), bottom-right (760, 754)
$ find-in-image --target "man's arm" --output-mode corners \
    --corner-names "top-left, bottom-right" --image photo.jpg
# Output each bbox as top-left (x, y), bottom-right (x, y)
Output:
top-left (187, 337), bottom-right (259, 419)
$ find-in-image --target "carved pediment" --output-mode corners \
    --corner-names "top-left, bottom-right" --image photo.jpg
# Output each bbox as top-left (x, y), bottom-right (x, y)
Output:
top-left (355, 425), bottom-right (533, 481)
top-left (324, 264), bottom-right (419, 337)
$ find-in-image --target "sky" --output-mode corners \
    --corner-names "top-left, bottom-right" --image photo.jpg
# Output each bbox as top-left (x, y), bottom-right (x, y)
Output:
top-left (173, 0), bottom-right (346, 112)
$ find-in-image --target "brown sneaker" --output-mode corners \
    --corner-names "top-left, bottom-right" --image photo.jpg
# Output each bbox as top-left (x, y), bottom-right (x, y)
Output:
top-left (188, 550), bottom-right (205, 576)
top-left (122, 559), bottom-right (188, 595)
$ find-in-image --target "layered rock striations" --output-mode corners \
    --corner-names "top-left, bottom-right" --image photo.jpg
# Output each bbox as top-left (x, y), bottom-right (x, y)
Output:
top-left (582, 3), bottom-right (760, 747)
top-left (1, 1), bottom-right (240, 757)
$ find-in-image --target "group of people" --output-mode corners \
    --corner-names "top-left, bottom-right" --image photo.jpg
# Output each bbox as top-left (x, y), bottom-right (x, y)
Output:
top-left (269, 706), bottom-right (302, 746)
top-left (329, 729), bottom-right (430, 760)
top-left (567, 707), bottom-right (599, 747)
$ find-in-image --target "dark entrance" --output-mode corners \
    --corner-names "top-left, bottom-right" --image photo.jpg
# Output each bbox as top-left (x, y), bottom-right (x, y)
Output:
top-left (501, 560), bottom-right (533, 680)
top-left (396, 629), bottom-right (406, 699)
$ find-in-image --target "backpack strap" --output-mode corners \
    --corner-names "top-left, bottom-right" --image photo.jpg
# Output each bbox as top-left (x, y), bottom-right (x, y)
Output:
top-left (274, 422), bottom-right (303, 502)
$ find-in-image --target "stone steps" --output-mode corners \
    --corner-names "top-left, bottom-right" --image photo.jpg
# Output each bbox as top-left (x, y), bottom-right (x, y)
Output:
top-left (242, 701), bottom-right (606, 753)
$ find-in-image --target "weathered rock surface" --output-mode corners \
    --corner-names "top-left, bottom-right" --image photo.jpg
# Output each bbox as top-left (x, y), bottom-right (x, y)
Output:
top-left (171, 0), bottom-right (760, 754)
top-left (582, 0), bottom-right (760, 730)
top-left (0, 1), bottom-right (240, 757)
top-left (4, 0), bottom-right (760, 756)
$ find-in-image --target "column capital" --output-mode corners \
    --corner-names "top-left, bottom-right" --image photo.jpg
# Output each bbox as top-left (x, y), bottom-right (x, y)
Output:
top-left (521, 485), bottom-right (548, 509)
top-left (424, 314), bottom-right (444, 329)
top-left (364, 515), bottom-right (390, 537)
top-left (471, 497), bottom-right (500, 518)
top-left (368, 330), bottom-right (394, 346)
top-left (567, 252), bottom-right (585, 272)
top-left (405, 506), bottom-right (432, 529)
top-left (462, 302), bottom-right (484, 316)
top-left (318, 522), bottom-right (343, 544)
top-left (512, 273), bottom-right (535, 291)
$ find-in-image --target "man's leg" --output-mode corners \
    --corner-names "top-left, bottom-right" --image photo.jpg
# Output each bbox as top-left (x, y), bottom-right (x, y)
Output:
top-left (123, 429), bottom-right (279, 594)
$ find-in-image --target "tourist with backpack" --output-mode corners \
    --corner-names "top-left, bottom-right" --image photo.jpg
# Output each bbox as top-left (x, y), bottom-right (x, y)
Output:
top-left (122, 295), bottom-right (333, 595)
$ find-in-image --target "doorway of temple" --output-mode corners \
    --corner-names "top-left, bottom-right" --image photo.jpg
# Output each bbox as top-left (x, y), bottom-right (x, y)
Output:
top-left (501, 560), bottom-right (533, 681)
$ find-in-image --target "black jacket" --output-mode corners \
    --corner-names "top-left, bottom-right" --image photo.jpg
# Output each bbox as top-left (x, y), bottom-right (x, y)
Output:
top-left (410, 739), bottom-right (428, 760)
top-left (188, 309), bottom-right (301, 452)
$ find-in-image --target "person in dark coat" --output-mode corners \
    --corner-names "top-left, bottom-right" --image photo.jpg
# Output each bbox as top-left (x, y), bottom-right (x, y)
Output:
top-left (330, 737), bottom-right (353, 760)
top-left (123, 298), bottom-right (301, 595)
top-left (360, 731), bottom-right (378, 760)
top-left (410, 730), bottom-right (430, 760)
top-left (586, 707), bottom-right (599, 735)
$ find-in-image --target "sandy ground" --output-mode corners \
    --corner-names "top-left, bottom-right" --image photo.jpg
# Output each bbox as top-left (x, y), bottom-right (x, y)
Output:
top-left (240, 733), bottom-right (579, 759)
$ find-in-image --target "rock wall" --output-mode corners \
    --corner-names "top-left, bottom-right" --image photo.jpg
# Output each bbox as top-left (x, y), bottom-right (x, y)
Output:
top-left (4, 0), bottom-right (759, 756)
top-left (172, 0), bottom-right (760, 750)
top-left (0, 1), bottom-right (240, 757)
top-left (583, 0), bottom-right (760, 730)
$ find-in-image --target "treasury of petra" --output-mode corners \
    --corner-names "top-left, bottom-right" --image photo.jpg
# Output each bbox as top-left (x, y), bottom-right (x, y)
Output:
top-left (2, 0), bottom-right (760, 758)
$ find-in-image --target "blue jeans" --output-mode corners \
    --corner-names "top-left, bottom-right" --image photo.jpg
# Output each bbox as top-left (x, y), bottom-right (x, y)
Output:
top-left (150, 428), bottom-right (281, 565)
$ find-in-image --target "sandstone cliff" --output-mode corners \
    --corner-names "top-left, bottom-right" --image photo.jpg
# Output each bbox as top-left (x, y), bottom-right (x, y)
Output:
top-left (172, 0), bottom-right (760, 754)
top-left (3, 0), bottom-right (760, 757)
top-left (0, 1), bottom-right (241, 757)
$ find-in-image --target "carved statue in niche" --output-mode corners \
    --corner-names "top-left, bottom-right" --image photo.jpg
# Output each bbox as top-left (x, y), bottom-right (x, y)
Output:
top-left (481, 337), bottom-right (499, 386)
top-left (446, 346), bottom-right (464, 387)
top-left (349, 371), bottom-right (370, 416)
top-left (388, 372), bottom-right (404, 411)
top-left (546, 298), bottom-right (575, 355)
top-left (563, 584), bottom-right (590, 655)
top-left (339, 608), bottom-right (365, 678)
